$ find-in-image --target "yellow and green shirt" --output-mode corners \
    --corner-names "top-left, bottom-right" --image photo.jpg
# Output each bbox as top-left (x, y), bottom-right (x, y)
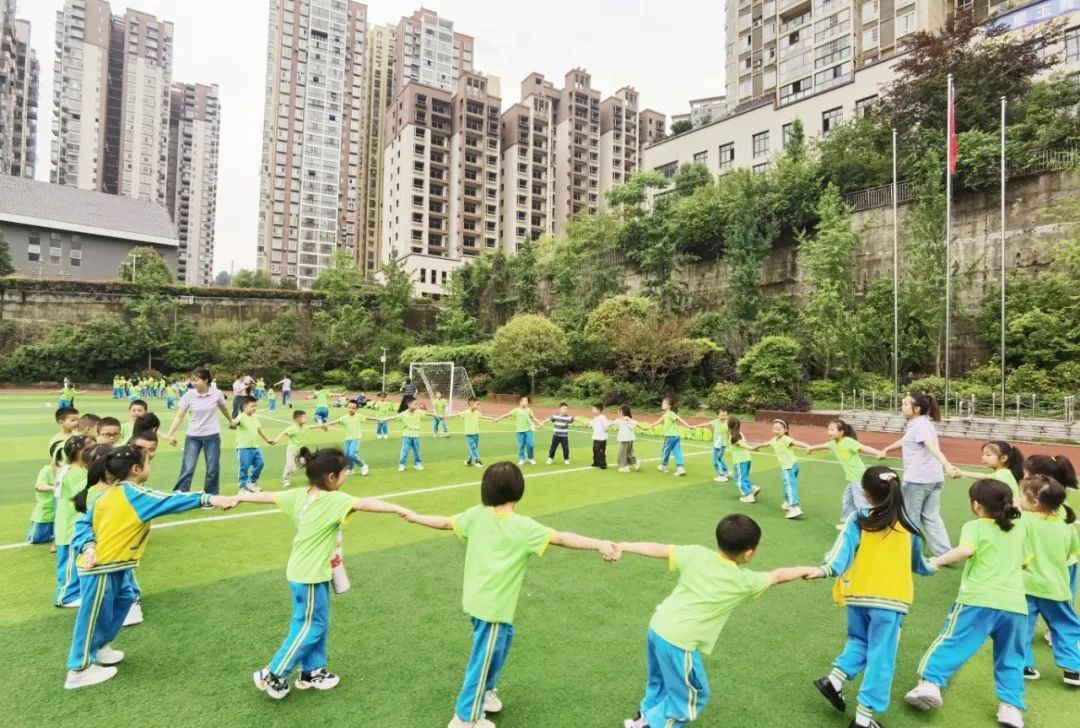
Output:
top-left (399, 410), bottom-right (423, 438)
top-left (235, 413), bottom-right (262, 449)
top-left (828, 437), bottom-right (866, 483)
top-left (314, 390), bottom-right (332, 409)
top-left (31, 465), bottom-right (56, 524)
top-left (1022, 512), bottom-right (1080, 602)
top-left (990, 468), bottom-right (1020, 501)
top-left (729, 440), bottom-right (752, 465)
top-left (771, 435), bottom-right (797, 470)
top-left (282, 423), bottom-right (305, 450)
top-left (461, 410), bottom-right (481, 435)
top-left (649, 545), bottom-right (771, 655)
top-left (337, 413), bottom-right (364, 441)
top-left (510, 407), bottom-right (534, 433)
top-left (711, 418), bottom-right (730, 448)
top-left (451, 504), bottom-right (554, 624)
top-left (433, 398), bottom-right (448, 416)
top-left (275, 488), bottom-right (355, 583)
top-left (54, 466), bottom-right (87, 546)
top-left (956, 518), bottom-right (1031, 615)
top-left (661, 411), bottom-right (679, 438)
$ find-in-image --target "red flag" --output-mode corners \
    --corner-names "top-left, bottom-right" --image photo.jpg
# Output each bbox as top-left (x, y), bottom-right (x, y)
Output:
top-left (947, 77), bottom-right (957, 174)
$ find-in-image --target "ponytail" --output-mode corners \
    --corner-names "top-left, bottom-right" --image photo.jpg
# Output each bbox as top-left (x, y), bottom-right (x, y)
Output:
top-left (728, 417), bottom-right (743, 445)
top-left (299, 447), bottom-right (349, 489)
top-left (63, 435), bottom-right (94, 466)
top-left (1025, 454), bottom-right (1078, 490)
top-left (74, 444), bottom-right (115, 513)
top-left (857, 466), bottom-right (921, 536)
top-left (969, 479), bottom-right (1021, 532)
top-left (831, 418), bottom-right (857, 441)
top-left (909, 391), bottom-right (941, 422)
top-left (1020, 474), bottom-right (1077, 524)
top-left (985, 441), bottom-right (1023, 482)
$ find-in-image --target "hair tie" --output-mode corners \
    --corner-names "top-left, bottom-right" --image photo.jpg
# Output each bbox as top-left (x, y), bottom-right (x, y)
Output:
top-left (879, 472), bottom-right (898, 481)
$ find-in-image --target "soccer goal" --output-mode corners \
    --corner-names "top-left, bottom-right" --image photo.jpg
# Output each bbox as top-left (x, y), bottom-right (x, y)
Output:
top-left (409, 361), bottom-right (476, 415)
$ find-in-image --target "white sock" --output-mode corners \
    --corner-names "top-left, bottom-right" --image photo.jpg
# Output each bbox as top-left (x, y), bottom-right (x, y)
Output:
top-left (854, 714), bottom-right (872, 727)
top-left (828, 674), bottom-right (843, 691)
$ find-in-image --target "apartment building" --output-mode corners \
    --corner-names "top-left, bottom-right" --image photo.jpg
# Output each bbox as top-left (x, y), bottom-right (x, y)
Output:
top-left (51, 0), bottom-right (175, 204)
top-left (392, 7), bottom-right (473, 93)
top-left (255, 0), bottom-right (367, 288)
top-left (380, 69), bottom-right (501, 297)
top-left (671, 94), bottom-right (728, 127)
top-left (553, 68), bottom-right (601, 234)
top-left (0, 2), bottom-right (37, 178)
top-left (167, 82), bottom-right (220, 285)
top-left (356, 23), bottom-right (394, 275)
top-left (599, 86), bottom-right (641, 198)
top-left (639, 108), bottom-right (667, 146)
top-left (499, 72), bottom-right (558, 250)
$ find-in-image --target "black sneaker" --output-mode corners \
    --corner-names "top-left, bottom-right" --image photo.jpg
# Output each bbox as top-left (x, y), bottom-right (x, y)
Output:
top-left (1065, 670), bottom-right (1080, 686)
top-left (1023, 666), bottom-right (1040, 680)
top-left (464, 459), bottom-right (473, 466)
top-left (849, 720), bottom-right (883, 728)
top-left (815, 677), bottom-right (846, 712)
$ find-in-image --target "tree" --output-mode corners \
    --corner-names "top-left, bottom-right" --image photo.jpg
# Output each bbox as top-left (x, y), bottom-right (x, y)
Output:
top-left (231, 269), bottom-right (274, 288)
top-left (611, 313), bottom-right (705, 392)
top-left (715, 170), bottom-right (778, 333)
top-left (125, 292), bottom-right (180, 370)
top-left (489, 314), bottom-right (570, 393)
top-left (311, 252), bottom-right (374, 365)
top-left (163, 320), bottom-right (213, 372)
top-left (736, 335), bottom-right (803, 394)
top-left (214, 270), bottom-right (231, 286)
top-left (508, 240), bottom-right (538, 313)
top-left (815, 115), bottom-right (893, 193)
top-left (670, 119), bottom-right (693, 136)
top-left (373, 255), bottom-right (414, 334)
top-left (584, 295), bottom-right (657, 364)
top-left (0, 232), bottom-right (14, 276)
top-left (672, 163), bottom-right (713, 197)
top-left (606, 170), bottom-right (669, 217)
top-left (118, 246), bottom-right (173, 286)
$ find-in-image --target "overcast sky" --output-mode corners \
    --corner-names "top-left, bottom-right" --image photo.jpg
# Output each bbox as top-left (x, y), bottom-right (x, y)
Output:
top-left (23, 0), bottom-right (725, 274)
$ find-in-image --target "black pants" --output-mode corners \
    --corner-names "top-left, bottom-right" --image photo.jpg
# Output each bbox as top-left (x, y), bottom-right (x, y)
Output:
top-left (549, 435), bottom-right (569, 460)
top-left (592, 439), bottom-right (607, 469)
top-left (398, 395), bottom-right (414, 413)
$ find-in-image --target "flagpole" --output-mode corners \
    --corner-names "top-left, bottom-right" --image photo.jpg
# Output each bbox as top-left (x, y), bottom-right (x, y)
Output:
top-left (892, 127), bottom-right (899, 410)
top-left (1000, 96), bottom-right (1007, 420)
top-left (944, 73), bottom-right (954, 418)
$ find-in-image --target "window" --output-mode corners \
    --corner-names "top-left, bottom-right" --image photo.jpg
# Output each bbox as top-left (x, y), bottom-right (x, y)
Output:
top-left (896, 10), bottom-right (917, 37)
top-left (862, 0), bottom-right (879, 22)
top-left (782, 123), bottom-right (795, 148)
top-left (863, 27), bottom-right (879, 50)
top-left (28, 233), bottom-right (40, 262)
top-left (693, 150), bottom-right (708, 165)
top-left (752, 162), bottom-right (771, 174)
top-left (1068, 27), bottom-right (1080, 63)
top-left (752, 131), bottom-right (769, 158)
top-left (656, 161), bottom-right (678, 178)
top-left (855, 95), bottom-right (877, 117)
top-left (822, 107), bottom-right (843, 136)
top-left (718, 143), bottom-right (735, 172)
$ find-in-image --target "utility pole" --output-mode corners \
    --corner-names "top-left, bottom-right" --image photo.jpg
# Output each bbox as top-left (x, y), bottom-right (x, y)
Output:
top-left (380, 347), bottom-right (388, 394)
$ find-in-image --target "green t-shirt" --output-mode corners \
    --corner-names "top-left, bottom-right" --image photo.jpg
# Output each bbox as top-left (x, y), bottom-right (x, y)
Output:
top-left (235, 414), bottom-right (261, 449)
top-left (451, 504), bottom-right (553, 624)
top-left (60, 386), bottom-right (77, 399)
top-left (283, 423), bottom-right (305, 450)
top-left (662, 411), bottom-right (679, 437)
top-left (376, 401), bottom-right (395, 417)
top-left (771, 435), bottom-right (797, 470)
top-left (991, 468), bottom-right (1020, 500)
top-left (314, 391), bottom-right (331, 409)
top-left (54, 466), bottom-right (87, 546)
top-left (828, 437), bottom-right (866, 483)
top-left (711, 419), bottom-right (730, 448)
top-left (275, 488), bottom-right (355, 583)
top-left (338, 413), bottom-right (364, 440)
top-left (511, 407), bottom-right (534, 433)
top-left (650, 545), bottom-right (771, 655)
top-left (399, 411), bottom-right (423, 437)
top-left (1022, 513), bottom-right (1080, 601)
top-left (49, 432), bottom-right (70, 460)
top-left (729, 441), bottom-right (751, 464)
top-left (120, 421), bottom-right (134, 443)
top-left (31, 465), bottom-right (56, 523)
top-left (433, 398), bottom-right (447, 415)
top-left (461, 410), bottom-right (481, 435)
top-left (956, 518), bottom-right (1031, 615)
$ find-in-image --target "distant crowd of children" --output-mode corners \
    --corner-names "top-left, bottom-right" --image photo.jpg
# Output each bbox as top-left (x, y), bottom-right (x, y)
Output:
top-left (22, 377), bottom-right (1080, 728)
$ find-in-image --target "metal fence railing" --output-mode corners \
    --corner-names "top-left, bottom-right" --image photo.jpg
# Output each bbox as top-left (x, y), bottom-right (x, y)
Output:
top-left (839, 390), bottom-right (1078, 424)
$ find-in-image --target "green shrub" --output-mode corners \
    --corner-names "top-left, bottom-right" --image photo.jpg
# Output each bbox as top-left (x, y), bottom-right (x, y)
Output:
top-left (384, 371), bottom-right (405, 393)
top-left (706, 382), bottom-right (743, 412)
top-left (907, 375), bottom-right (946, 399)
top-left (804, 379), bottom-right (842, 403)
top-left (965, 362), bottom-right (1003, 388)
top-left (1005, 364), bottom-right (1059, 396)
top-left (398, 343), bottom-right (493, 374)
top-left (322, 369), bottom-right (349, 387)
top-left (735, 335), bottom-right (803, 393)
top-left (738, 383), bottom-right (788, 411)
top-left (1053, 362), bottom-right (1080, 393)
top-left (469, 372), bottom-right (491, 397)
top-left (572, 371), bottom-right (616, 399)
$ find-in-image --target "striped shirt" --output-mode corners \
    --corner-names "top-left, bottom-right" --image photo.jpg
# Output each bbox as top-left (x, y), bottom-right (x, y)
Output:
top-left (549, 414), bottom-right (575, 436)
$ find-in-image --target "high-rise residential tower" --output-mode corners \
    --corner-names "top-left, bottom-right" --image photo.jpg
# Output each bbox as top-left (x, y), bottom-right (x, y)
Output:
top-left (392, 7), bottom-right (473, 93)
top-left (167, 82), bottom-right (220, 285)
top-left (356, 23), bottom-right (394, 275)
top-left (0, 2), bottom-right (37, 178)
top-left (598, 85), bottom-right (641, 199)
top-left (499, 72), bottom-right (558, 251)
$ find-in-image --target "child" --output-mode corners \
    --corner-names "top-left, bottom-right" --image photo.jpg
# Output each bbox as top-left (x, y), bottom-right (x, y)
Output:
top-left (240, 447), bottom-right (409, 700)
top-left (651, 397), bottom-right (690, 477)
top-left (403, 461), bottom-right (618, 728)
top-left (58, 382), bottom-right (80, 409)
top-left (274, 410), bottom-right (309, 488)
top-left (50, 406), bottom-right (80, 459)
top-left (310, 385), bottom-right (333, 425)
top-left (79, 414), bottom-right (101, 439)
top-left (727, 418), bottom-right (761, 503)
top-left (615, 405), bottom-right (642, 473)
top-left (805, 419), bottom-right (885, 529)
top-left (328, 399), bottom-right (371, 477)
top-left (618, 514), bottom-right (818, 728)
top-left (27, 462), bottom-right (57, 546)
top-left (589, 403), bottom-right (611, 470)
top-left (904, 479), bottom-right (1029, 728)
top-left (96, 417), bottom-right (122, 445)
top-left (812, 466), bottom-right (935, 728)
top-left (768, 418), bottom-right (811, 519)
top-left (165, 382), bottom-right (178, 410)
top-left (233, 396), bottom-right (275, 493)
top-left (120, 399), bottom-right (148, 443)
top-left (952, 441), bottom-right (1024, 500)
top-left (375, 392), bottom-right (393, 439)
top-left (492, 396), bottom-right (543, 466)
top-left (702, 408), bottom-right (730, 483)
top-left (62, 445), bottom-right (235, 689)
top-left (1017, 474), bottom-right (1080, 686)
top-left (268, 386), bottom-right (277, 412)
top-left (1023, 454), bottom-right (1078, 599)
top-left (545, 402), bottom-right (575, 465)
top-left (54, 435), bottom-right (96, 607)
top-left (453, 397), bottom-right (484, 467)
top-left (383, 398), bottom-right (427, 471)
top-left (432, 390), bottom-right (450, 438)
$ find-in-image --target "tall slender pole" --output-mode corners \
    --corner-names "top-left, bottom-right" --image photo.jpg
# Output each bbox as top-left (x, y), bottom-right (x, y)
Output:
top-left (944, 74), bottom-right (954, 417)
top-left (892, 127), bottom-right (900, 410)
top-left (1000, 96), bottom-right (1007, 420)
top-left (381, 347), bottom-right (388, 394)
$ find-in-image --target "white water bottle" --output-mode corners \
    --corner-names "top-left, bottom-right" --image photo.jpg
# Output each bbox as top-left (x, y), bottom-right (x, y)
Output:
top-left (330, 528), bottom-right (350, 594)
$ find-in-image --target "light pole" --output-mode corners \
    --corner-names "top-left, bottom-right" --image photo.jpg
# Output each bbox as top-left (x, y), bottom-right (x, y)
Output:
top-left (380, 347), bottom-right (388, 394)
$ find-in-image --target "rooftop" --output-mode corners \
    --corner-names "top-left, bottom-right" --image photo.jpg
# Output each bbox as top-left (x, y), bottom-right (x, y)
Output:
top-left (0, 176), bottom-right (178, 247)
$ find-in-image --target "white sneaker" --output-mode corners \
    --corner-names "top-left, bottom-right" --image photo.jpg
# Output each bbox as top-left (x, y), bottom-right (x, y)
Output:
top-left (674, 467), bottom-right (686, 476)
top-left (253, 668), bottom-right (290, 700)
top-left (96, 644), bottom-right (124, 666)
top-left (563, 460), bottom-right (570, 465)
top-left (398, 465), bottom-right (405, 472)
top-left (633, 461), bottom-right (642, 471)
top-left (518, 460), bottom-right (525, 465)
top-left (618, 467), bottom-right (630, 473)
top-left (786, 506), bottom-right (804, 519)
top-left (474, 461), bottom-right (484, 468)
top-left (248, 483), bottom-right (262, 493)
top-left (781, 501), bottom-right (791, 510)
top-left (65, 664), bottom-right (118, 690)
top-left (483, 689), bottom-right (503, 713)
top-left (122, 601), bottom-right (143, 626)
top-left (835, 523), bottom-right (846, 531)
top-left (414, 464), bottom-right (424, 471)
top-left (904, 680), bottom-right (943, 711)
top-left (623, 716), bottom-right (647, 728)
top-left (61, 598), bottom-right (81, 608)
top-left (346, 469), bottom-right (355, 475)
top-left (295, 667), bottom-right (340, 691)
top-left (360, 463), bottom-right (369, 476)
top-left (447, 717), bottom-right (495, 728)
top-left (715, 474), bottom-right (729, 482)
top-left (528, 459), bottom-right (536, 465)
top-left (751, 485), bottom-right (761, 498)
top-left (546, 457), bottom-right (553, 465)
top-left (739, 494), bottom-right (757, 503)
top-left (996, 702), bottom-right (1024, 728)
top-left (282, 479), bottom-right (291, 488)
top-left (657, 465), bottom-right (668, 473)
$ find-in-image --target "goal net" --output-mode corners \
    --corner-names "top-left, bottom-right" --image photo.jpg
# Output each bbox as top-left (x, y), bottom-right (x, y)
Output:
top-left (409, 361), bottom-right (476, 415)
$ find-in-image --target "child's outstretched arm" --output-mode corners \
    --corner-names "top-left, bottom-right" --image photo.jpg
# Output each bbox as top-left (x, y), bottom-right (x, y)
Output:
top-left (236, 491), bottom-right (278, 505)
top-left (802, 441), bottom-right (830, 453)
top-left (951, 466), bottom-right (985, 480)
top-left (788, 438), bottom-right (812, 450)
top-left (617, 541), bottom-right (669, 559)
top-left (257, 426), bottom-right (274, 445)
top-left (929, 544), bottom-right (974, 570)
top-left (351, 497), bottom-right (410, 516)
top-left (551, 531), bottom-right (619, 560)
top-left (404, 512), bottom-right (453, 530)
top-left (767, 566), bottom-right (822, 585)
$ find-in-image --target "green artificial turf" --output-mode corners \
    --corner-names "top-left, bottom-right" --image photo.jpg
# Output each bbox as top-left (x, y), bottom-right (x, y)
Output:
top-left (1, 393), bottom-right (1075, 727)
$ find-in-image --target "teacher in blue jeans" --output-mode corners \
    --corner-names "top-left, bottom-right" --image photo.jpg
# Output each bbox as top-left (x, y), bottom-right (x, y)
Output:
top-left (880, 391), bottom-right (959, 556)
top-left (164, 366), bottom-right (236, 495)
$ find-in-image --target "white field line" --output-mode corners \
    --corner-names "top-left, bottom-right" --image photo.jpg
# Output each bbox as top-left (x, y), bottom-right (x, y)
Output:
top-left (0, 446), bottom-right (907, 553)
